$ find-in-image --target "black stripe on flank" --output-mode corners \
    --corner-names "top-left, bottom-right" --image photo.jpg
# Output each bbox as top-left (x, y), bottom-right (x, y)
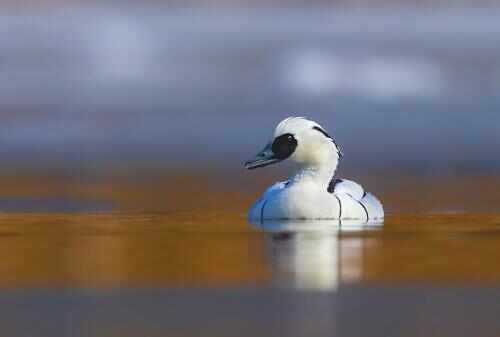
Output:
top-left (346, 193), bottom-right (369, 223)
top-left (260, 200), bottom-right (268, 225)
top-left (334, 195), bottom-right (342, 219)
top-left (327, 178), bottom-right (343, 194)
top-left (272, 232), bottom-right (292, 241)
top-left (357, 200), bottom-right (369, 223)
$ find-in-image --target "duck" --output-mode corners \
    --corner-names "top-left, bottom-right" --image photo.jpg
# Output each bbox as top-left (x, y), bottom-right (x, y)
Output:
top-left (244, 117), bottom-right (384, 223)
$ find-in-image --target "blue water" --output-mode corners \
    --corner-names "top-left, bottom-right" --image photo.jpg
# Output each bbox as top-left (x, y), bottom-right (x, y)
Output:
top-left (1, 287), bottom-right (500, 337)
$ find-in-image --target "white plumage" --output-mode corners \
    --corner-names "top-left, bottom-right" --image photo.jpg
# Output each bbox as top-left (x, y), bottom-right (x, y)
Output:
top-left (245, 117), bottom-right (384, 223)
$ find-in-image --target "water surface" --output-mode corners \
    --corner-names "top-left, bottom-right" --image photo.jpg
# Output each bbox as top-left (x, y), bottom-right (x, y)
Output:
top-left (0, 167), bottom-right (499, 337)
top-left (1, 211), bottom-right (500, 336)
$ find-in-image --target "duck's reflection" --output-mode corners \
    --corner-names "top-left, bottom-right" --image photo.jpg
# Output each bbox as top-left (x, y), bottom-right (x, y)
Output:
top-left (258, 220), bottom-right (382, 291)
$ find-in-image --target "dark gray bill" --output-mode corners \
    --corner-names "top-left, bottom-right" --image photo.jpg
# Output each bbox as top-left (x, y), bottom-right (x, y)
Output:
top-left (244, 143), bottom-right (281, 170)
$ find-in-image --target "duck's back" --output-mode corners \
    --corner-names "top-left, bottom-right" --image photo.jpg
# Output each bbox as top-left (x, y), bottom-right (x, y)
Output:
top-left (248, 178), bottom-right (383, 223)
top-left (329, 178), bottom-right (384, 221)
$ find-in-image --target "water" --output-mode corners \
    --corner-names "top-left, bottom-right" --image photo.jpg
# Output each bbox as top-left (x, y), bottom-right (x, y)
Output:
top-left (0, 166), bottom-right (498, 335)
top-left (3, 287), bottom-right (500, 337)
top-left (1, 212), bottom-right (500, 336)
top-left (0, 197), bottom-right (115, 212)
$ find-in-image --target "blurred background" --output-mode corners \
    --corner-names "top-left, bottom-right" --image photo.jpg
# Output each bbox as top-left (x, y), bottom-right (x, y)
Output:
top-left (1, 1), bottom-right (500, 212)
top-left (3, 3), bottom-right (500, 336)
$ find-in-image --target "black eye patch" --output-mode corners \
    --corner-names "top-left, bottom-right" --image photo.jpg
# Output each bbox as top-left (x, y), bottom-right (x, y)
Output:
top-left (271, 133), bottom-right (297, 160)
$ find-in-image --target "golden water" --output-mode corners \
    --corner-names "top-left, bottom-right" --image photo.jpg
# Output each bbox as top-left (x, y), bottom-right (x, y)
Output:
top-left (1, 171), bottom-right (500, 336)
top-left (1, 212), bottom-right (499, 288)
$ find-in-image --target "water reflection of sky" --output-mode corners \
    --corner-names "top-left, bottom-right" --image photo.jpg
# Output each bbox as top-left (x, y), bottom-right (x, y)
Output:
top-left (1, 8), bottom-right (500, 170)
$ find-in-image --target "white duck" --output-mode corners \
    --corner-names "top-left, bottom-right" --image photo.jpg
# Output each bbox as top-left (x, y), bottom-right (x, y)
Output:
top-left (245, 117), bottom-right (384, 223)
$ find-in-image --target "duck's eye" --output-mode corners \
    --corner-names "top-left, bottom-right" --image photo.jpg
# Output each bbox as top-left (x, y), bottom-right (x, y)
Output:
top-left (272, 133), bottom-right (297, 160)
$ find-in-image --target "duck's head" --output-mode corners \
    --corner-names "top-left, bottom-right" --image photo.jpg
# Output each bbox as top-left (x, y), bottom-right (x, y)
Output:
top-left (245, 117), bottom-right (343, 170)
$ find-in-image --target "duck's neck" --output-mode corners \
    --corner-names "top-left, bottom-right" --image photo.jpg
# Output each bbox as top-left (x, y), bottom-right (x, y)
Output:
top-left (290, 158), bottom-right (339, 189)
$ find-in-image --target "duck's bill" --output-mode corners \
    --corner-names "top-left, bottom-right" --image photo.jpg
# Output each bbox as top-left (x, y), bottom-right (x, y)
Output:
top-left (245, 156), bottom-right (281, 170)
top-left (244, 145), bottom-right (281, 170)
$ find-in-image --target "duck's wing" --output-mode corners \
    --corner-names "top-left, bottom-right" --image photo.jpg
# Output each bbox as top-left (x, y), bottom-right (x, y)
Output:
top-left (330, 179), bottom-right (384, 221)
top-left (329, 178), bottom-right (364, 200)
top-left (248, 181), bottom-right (288, 223)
